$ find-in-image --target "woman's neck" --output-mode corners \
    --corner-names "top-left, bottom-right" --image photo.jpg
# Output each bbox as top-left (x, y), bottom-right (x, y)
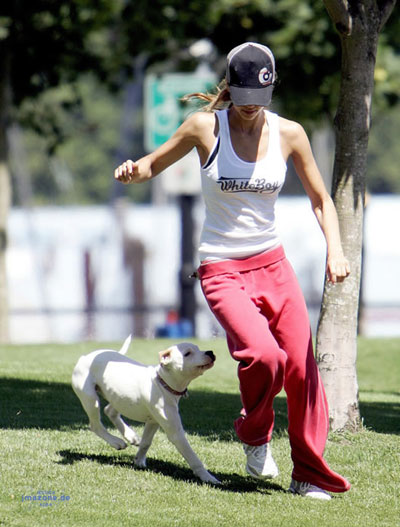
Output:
top-left (228, 106), bottom-right (266, 135)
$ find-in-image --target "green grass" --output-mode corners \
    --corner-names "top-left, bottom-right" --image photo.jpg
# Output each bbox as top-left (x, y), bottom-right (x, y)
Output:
top-left (0, 337), bottom-right (399, 526)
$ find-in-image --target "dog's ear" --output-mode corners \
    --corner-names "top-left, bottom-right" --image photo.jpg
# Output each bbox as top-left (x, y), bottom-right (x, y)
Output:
top-left (159, 349), bottom-right (172, 366)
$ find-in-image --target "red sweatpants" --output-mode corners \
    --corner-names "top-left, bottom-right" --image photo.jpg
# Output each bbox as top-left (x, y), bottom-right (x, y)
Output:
top-left (199, 246), bottom-right (350, 493)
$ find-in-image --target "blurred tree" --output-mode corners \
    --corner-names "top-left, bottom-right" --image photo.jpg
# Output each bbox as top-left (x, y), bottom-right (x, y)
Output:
top-left (12, 75), bottom-right (151, 205)
top-left (316, 0), bottom-right (397, 432)
top-left (9, 0), bottom-right (399, 205)
top-left (0, 0), bottom-right (126, 341)
top-left (118, 0), bottom-right (399, 125)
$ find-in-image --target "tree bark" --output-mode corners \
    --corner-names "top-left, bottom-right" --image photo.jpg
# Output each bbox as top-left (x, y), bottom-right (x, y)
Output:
top-left (0, 49), bottom-right (12, 343)
top-left (316, 0), bottom-right (396, 431)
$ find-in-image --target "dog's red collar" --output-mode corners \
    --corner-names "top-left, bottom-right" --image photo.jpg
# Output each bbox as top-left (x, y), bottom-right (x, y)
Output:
top-left (156, 373), bottom-right (188, 398)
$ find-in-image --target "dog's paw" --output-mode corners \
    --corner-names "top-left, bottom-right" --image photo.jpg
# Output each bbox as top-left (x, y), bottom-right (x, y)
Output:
top-left (196, 469), bottom-right (221, 485)
top-left (134, 455), bottom-right (147, 469)
top-left (124, 429), bottom-right (140, 446)
top-left (203, 473), bottom-right (221, 485)
top-left (110, 437), bottom-right (128, 450)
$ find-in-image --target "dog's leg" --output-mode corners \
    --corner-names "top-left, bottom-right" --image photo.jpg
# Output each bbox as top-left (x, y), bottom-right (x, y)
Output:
top-left (161, 413), bottom-right (220, 485)
top-left (104, 404), bottom-right (140, 446)
top-left (134, 422), bottom-right (159, 468)
top-left (75, 388), bottom-right (127, 450)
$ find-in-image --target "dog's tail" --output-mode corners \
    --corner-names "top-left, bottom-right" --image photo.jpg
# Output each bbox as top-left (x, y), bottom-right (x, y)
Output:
top-left (119, 334), bottom-right (132, 355)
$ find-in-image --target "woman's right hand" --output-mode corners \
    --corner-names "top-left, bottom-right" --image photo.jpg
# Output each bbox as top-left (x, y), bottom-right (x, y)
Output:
top-left (114, 157), bottom-right (152, 184)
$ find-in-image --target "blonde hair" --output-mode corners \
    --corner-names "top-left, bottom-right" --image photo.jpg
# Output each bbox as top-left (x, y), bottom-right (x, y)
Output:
top-left (181, 79), bottom-right (232, 112)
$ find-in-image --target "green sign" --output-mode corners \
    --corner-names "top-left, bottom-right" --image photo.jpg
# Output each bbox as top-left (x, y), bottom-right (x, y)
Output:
top-left (144, 73), bottom-right (217, 151)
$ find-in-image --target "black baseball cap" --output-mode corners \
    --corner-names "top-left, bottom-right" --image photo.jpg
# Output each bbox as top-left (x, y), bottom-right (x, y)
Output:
top-left (226, 42), bottom-right (276, 107)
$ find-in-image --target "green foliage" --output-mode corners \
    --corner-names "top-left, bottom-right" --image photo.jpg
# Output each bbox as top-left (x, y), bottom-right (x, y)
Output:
top-left (0, 0), bottom-right (125, 102)
top-left (12, 75), bottom-right (151, 205)
top-left (2, 0), bottom-right (398, 123)
top-left (0, 337), bottom-right (399, 526)
top-left (114, 0), bottom-right (398, 124)
top-left (1, 0), bottom-right (399, 204)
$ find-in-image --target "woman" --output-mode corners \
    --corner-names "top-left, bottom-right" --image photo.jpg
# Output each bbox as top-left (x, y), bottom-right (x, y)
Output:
top-left (114, 42), bottom-right (351, 500)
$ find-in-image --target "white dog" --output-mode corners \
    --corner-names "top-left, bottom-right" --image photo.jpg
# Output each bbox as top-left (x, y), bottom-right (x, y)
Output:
top-left (72, 336), bottom-right (220, 484)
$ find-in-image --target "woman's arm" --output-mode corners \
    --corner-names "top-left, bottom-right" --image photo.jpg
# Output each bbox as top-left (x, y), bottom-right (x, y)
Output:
top-left (114, 112), bottom-right (216, 184)
top-left (281, 119), bottom-right (350, 283)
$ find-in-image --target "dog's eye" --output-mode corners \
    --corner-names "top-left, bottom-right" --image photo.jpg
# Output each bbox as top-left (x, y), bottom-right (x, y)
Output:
top-left (184, 351), bottom-right (192, 357)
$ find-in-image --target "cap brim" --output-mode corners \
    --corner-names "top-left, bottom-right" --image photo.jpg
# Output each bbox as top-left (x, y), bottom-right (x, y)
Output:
top-left (229, 85), bottom-right (274, 107)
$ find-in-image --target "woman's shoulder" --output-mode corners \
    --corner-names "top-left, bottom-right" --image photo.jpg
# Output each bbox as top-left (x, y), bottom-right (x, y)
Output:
top-left (182, 110), bottom-right (220, 140)
top-left (276, 115), bottom-right (305, 136)
top-left (276, 115), bottom-right (312, 157)
top-left (185, 110), bottom-right (218, 128)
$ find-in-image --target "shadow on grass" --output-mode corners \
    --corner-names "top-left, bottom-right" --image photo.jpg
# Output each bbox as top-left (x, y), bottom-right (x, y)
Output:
top-left (0, 377), bottom-right (288, 439)
top-left (0, 377), bottom-right (398, 436)
top-left (359, 398), bottom-right (400, 434)
top-left (57, 449), bottom-right (286, 494)
top-left (0, 377), bottom-right (86, 429)
top-left (178, 390), bottom-right (289, 441)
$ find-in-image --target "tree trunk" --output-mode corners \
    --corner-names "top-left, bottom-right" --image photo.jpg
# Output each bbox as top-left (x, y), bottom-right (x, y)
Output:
top-left (316, 0), bottom-right (396, 431)
top-left (0, 50), bottom-right (12, 343)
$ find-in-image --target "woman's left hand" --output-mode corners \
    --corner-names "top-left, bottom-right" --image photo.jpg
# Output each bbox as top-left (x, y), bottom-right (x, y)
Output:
top-left (326, 254), bottom-right (351, 283)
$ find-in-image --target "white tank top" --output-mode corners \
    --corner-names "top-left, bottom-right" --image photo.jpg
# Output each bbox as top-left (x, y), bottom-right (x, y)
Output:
top-left (198, 109), bottom-right (287, 261)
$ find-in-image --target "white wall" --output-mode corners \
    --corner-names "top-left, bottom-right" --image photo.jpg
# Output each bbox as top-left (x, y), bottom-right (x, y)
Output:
top-left (6, 196), bottom-right (400, 343)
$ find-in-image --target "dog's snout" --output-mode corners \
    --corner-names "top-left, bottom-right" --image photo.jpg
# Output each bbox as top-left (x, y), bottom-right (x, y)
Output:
top-left (205, 350), bottom-right (216, 362)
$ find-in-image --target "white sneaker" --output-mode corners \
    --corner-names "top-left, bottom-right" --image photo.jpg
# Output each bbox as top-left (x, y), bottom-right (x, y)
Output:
top-left (289, 479), bottom-right (331, 500)
top-left (243, 443), bottom-right (279, 479)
